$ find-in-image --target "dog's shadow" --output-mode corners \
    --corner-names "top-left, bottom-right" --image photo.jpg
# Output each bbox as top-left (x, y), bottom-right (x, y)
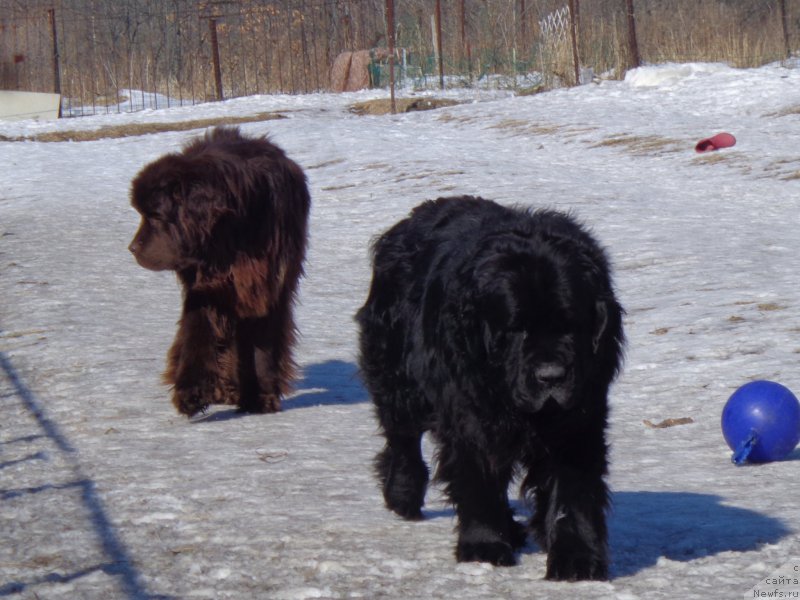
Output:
top-left (190, 360), bottom-right (367, 422)
top-left (419, 491), bottom-right (791, 578)
top-left (286, 359), bottom-right (368, 409)
top-left (610, 490), bottom-right (791, 577)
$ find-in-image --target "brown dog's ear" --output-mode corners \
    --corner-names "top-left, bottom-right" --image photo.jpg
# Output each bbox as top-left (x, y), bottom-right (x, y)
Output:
top-left (174, 183), bottom-right (236, 249)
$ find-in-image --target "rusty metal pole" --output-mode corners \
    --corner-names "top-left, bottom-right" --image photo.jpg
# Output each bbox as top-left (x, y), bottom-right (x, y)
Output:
top-left (459, 0), bottom-right (471, 77)
top-left (779, 0), bottom-right (791, 60)
top-left (48, 8), bottom-right (62, 95)
top-left (435, 0), bottom-right (444, 89)
top-left (625, 0), bottom-right (641, 69)
top-left (386, 0), bottom-right (396, 114)
top-left (209, 18), bottom-right (224, 101)
top-left (567, 0), bottom-right (580, 85)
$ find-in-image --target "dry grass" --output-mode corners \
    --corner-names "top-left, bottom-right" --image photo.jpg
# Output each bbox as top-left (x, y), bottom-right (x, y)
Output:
top-left (489, 119), bottom-right (603, 144)
top-left (692, 152), bottom-right (752, 176)
top-left (436, 113), bottom-right (481, 125)
top-left (348, 97), bottom-right (461, 116)
top-left (757, 303), bottom-right (786, 312)
top-left (760, 158), bottom-right (800, 180)
top-left (536, 2), bottom-right (791, 87)
top-left (764, 105), bottom-right (800, 118)
top-left (305, 157), bottom-right (347, 170)
top-left (489, 119), bottom-right (570, 138)
top-left (516, 84), bottom-right (547, 97)
top-left (632, 2), bottom-right (788, 68)
top-left (0, 112), bottom-right (286, 143)
top-left (693, 153), bottom-right (733, 165)
top-left (591, 134), bottom-right (684, 157)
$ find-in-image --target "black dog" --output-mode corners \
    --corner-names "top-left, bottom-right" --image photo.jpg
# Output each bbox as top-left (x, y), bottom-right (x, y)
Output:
top-left (356, 196), bottom-right (624, 580)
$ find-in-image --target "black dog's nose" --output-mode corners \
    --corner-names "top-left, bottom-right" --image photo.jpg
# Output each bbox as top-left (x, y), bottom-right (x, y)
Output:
top-left (535, 363), bottom-right (566, 385)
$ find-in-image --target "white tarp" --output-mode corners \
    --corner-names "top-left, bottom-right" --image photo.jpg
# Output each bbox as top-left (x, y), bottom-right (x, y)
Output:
top-left (0, 90), bottom-right (60, 121)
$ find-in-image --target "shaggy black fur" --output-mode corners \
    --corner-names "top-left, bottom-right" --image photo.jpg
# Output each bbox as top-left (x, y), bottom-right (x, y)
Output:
top-left (356, 196), bottom-right (624, 580)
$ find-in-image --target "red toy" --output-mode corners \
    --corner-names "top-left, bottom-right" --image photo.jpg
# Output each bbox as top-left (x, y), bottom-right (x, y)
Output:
top-left (695, 132), bottom-right (736, 153)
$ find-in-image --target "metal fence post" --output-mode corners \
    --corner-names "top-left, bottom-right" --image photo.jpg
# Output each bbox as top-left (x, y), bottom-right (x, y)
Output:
top-left (386, 0), bottom-right (396, 114)
top-left (568, 0), bottom-right (580, 85)
top-left (435, 0), bottom-right (444, 89)
top-left (779, 0), bottom-right (791, 60)
top-left (48, 8), bottom-right (61, 95)
top-left (208, 17), bottom-right (224, 101)
top-left (626, 0), bottom-right (641, 69)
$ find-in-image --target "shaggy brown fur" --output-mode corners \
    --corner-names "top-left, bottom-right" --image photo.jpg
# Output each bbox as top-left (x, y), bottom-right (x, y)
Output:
top-left (129, 126), bottom-right (310, 416)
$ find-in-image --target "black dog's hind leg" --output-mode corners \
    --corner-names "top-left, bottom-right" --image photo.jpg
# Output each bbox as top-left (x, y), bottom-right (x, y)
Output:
top-left (375, 431), bottom-right (429, 520)
top-left (438, 442), bottom-right (523, 566)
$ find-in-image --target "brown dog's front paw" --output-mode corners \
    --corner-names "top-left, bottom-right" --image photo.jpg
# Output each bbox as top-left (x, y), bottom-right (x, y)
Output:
top-left (238, 392), bottom-right (281, 414)
top-left (172, 385), bottom-right (213, 417)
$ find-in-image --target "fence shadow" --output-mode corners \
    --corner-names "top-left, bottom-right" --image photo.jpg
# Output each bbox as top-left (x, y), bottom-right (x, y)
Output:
top-left (0, 350), bottom-right (163, 600)
top-left (609, 490), bottom-right (792, 577)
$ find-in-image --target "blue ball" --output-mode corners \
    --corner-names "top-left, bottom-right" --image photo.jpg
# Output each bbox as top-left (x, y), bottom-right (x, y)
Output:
top-left (721, 380), bottom-right (800, 464)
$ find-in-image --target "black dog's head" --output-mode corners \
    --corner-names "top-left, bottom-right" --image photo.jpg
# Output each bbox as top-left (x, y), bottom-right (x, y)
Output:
top-left (470, 237), bottom-right (614, 414)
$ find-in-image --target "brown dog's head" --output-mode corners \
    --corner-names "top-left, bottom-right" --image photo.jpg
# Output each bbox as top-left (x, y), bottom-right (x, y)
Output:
top-left (128, 129), bottom-right (249, 272)
top-left (129, 126), bottom-right (310, 318)
top-left (128, 159), bottom-right (182, 271)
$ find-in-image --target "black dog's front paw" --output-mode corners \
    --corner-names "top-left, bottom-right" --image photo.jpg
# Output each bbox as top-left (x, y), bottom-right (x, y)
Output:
top-left (456, 525), bottom-right (517, 566)
top-left (385, 494), bottom-right (425, 521)
top-left (545, 545), bottom-right (608, 581)
top-left (507, 516), bottom-right (528, 550)
top-left (376, 445), bottom-right (428, 521)
top-left (456, 539), bottom-right (516, 566)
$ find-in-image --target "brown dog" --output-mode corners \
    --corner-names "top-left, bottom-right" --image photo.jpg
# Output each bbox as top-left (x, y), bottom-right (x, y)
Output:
top-left (129, 126), bottom-right (310, 416)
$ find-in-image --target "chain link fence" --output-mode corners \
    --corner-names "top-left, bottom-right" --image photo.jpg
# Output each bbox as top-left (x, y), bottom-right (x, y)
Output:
top-left (1, 1), bottom-right (798, 117)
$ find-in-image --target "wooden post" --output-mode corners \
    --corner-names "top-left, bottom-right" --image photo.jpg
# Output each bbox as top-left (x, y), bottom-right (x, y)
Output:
top-left (435, 0), bottom-right (444, 89)
top-left (48, 8), bottom-right (61, 95)
top-left (209, 18), bottom-right (224, 101)
top-left (625, 0), bottom-right (641, 69)
top-left (779, 0), bottom-right (791, 60)
top-left (386, 0), bottom-right (396, 114)
top-left (567, 0), bottom-right (580, 85)
top-left (460, 0), bottom-right (471, 77)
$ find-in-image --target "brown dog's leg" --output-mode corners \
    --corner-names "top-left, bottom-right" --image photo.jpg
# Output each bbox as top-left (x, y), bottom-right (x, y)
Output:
top-left (236, 295), bottom-right (298, 414)
top-left (236, 316), bottom-right (282, 414)
top-left (165, 306), bottom-right (231, 416)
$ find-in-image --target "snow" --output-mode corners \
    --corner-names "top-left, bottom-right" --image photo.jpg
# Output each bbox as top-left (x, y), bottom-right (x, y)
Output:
top-left (2, 61), bottom-right (800, 599)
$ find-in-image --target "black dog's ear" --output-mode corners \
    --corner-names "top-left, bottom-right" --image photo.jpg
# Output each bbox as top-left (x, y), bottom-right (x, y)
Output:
top-left (593, 300), bottom-right (608, 354)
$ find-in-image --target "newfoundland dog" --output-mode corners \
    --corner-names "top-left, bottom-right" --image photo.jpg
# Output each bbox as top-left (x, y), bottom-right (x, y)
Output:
top-left (356, 196), bottom-right (624, 580)
top-left (129, 126), bottom-right (310, 417)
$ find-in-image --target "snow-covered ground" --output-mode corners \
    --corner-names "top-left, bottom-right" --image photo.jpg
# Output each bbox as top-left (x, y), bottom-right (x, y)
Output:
top-left (2, 62), bottom-right (800, 599)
